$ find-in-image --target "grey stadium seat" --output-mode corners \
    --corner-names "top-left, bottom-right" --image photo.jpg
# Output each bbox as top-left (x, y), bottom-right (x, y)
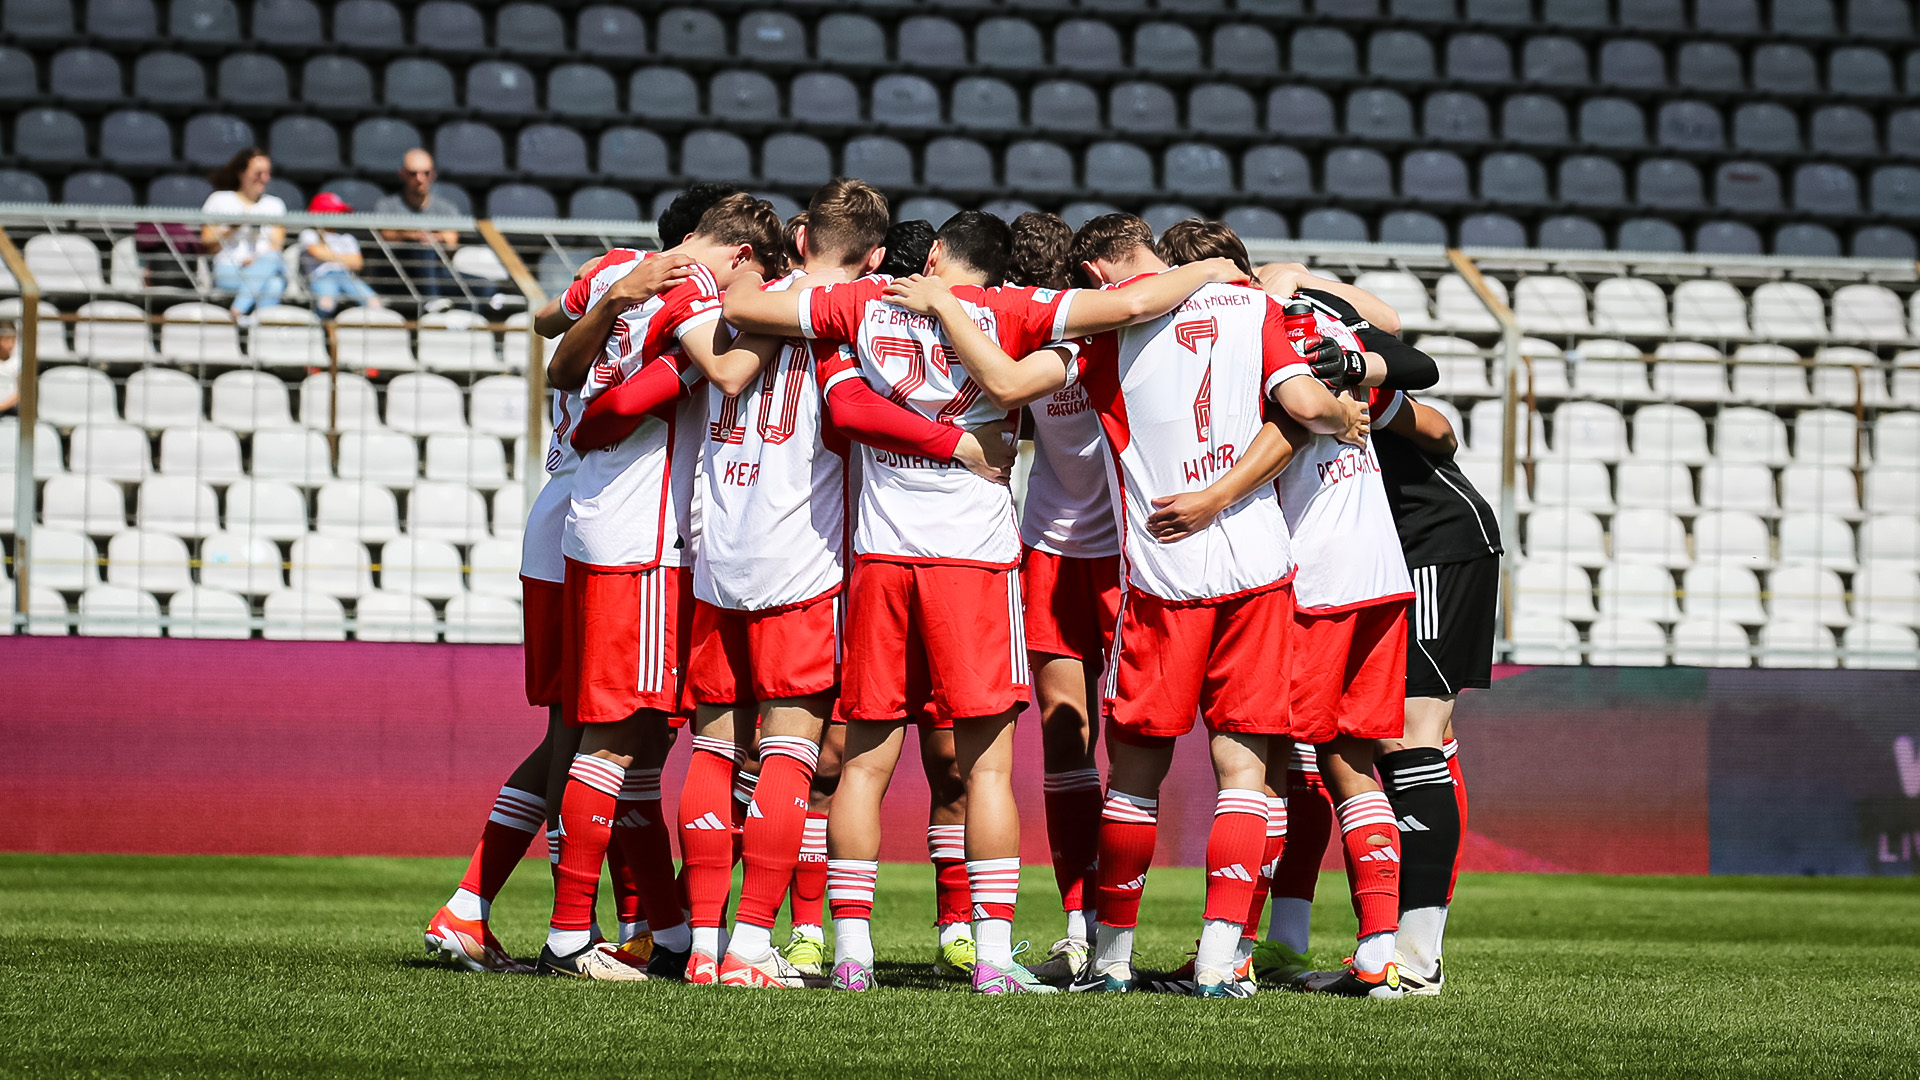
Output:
top-left (1829, 47), bottom-right (1896, 97)
top-left (63, 172), bottom-right (133, 206)
top-left (517, 125), bottom-right (588, 177)
top-left (842, 136), bottom-right (914, 188)
top-left (1870, 166), bottom-right (1920, 216)
top-left (1580, 98), bottom-right (1647, 147)
top-left (270, 116), bottom-right (341, 172)
top-left (1620, 0), bottom-right (1685, 28)
top-left (1004, 141), bottom-right (1076, 193)
top-left (1850, 0), bottom-right (1912, 35)
top-left (629, 68), bottom-right (699, 122)
top-left (1459, 213), bottom-right (1526, 248)
top-left (1733, 103), bottom-right (1800, 154)
top-left (1243, 145), bottom-right (1313, 196)
top-left (1164, 143), bottom-right (1234, 195)
top-left (976, 19), bottom-right (1046, 71)
top-left (656, 8), bottom-right (726, 59)
top-left (416, 1), bottom-right (486, 54)
top-left (547, 64), bottom-right (618, 119)
top-left (1714, 161), bottom-right (1782, 212)
top-left (265, 177), bottom-right (303, 207)
top-left (433, 121), bottom-right (507, 176)
top-left (1694, 0), bottom-right (1761, 31)
top-left (86, 0), bottom-right (151, 38)
top-left (1143, 205), bottom-right (1205, 236)
top-left (1657, 101), bottom-right (1724, 151)
top-left (1772, 0), bottom-right (1837, 35)
top-left (1211, 24), bottom-right (1280, 75)
top-left (488, 184), bottom-right (557, 219)
top-left (818, 14), bottom-right (885, 65)
top-left (1421, 92), bottom-right (1489, 142)
top-left (149, 174), bottom-right (213, 207)
top-left (1324, 147), bottom-right (1394, 198)
top-left (1061, 202), bottom-right (1124, 231)
top-left (761, 133), bottom-right (833, 186)
top-left (134, 52), bottom-right (206, 104)
top-left (1560, 156), bottom-right (1628, 206)
top-left (1110, 83), bottom-right (1180, 133)
top-left (252, 0), bottom-right (320, 44)
top-left (1347, 89), bottom-right (1414, 141)
top-left (576, 5), bottom-right (646, 60)
top-left (1752, 45), bottom-right (1818, 93)
top-left (738, 11), bottom-right (806, 63)
top-left (873, 75), bottom-right (942, 129)
top-left (898, 17), bottom-right (966, 69)
top-left (709, 71), bottom-right (780, 123)
top-left (333, 0), bottom-right (403, 49)
top-left (301, 57), bottom-right (373, 109)
top-left (1469, 0), bottom-right (1531, 22)
top-left (982, 199), bottom-right (1041, 222)
top-left (1677, 42), bottom-right (1744, 91)
top-left (0, 47), bottom-right (34, 103)
top-left (15, 108), bottom-right (87, 162)
top-left (1300, 208), bottom-right (1369, 242)
top-left (1135, 22), bottom-right (1203, 72)
top-left (792, 73), bottom-right (862, 125)
top-left (171, 0), bottom-right (238, 42)
top-left (924, 138), bottom-right (995, 192)
top-left (1522, 37), bottom-right (1588, 85)
top-left (1794, 163), bottom-right (1860, 214)
top-left (1504, 95), bottom-right (1570, 145)
top-left (351, 118), bottom-right (422, 171)
top-left (1401, 150), bottom-right (1471, 202)
top-left (1636, 158), bottom-right (1705, 209)
top-left (1225, 206), bottom-right (1290, 240)
top-left (1618, 218), bottom-right (1686, 252)
top-left (598, 127), bottom-right (670, 181)
top-left (1481, 152), bottom-right (1550, 204)
top-left (1538, 216), bottom-right (1607, 250)
top-left (218, 54), bottom-right (289, 106)
top-left (467, 61), bottom-right (538, 114)
top-left (1892, 110), bottom-right (1920, 157)
top-left (1319, 0), bottom-right (1379, 16)
top-left (1809, 106), bottom-right (1878, 156)
top-left (1695, 221), bottom-right (1763, 254)
top-left (897, 198), bottom-right (961, 227)
top-left (385, 59), bottom-right (457, 111)
top-left (680, 130), bottom-right (752, 181)
top-left (1854, 226), bottom-right (1917, 259)
top-left (1189, 84), bottom-right (1258, 134)
top-left (1054, 20), bottom-right (1124, 72)
top-left (101, 110), bottom-right (175, 166)
top-left (1543, 0), bottom-right (1610, 24)
top-left (952, 78), bottom-right (1020, 130)
top-left (1368, 30), bottom-right (1436, 81)
top-left (570, 187), bottom-right (638, 221)
top-left (1292, 28), bottom-right (1359, 79)
top-left (1446, 34), bottom-right (1511, 83)
top-left (320, 179), bottom-right (385, 213)
top-left (1032, 81), bottom-right (1102, 133)
top-left (6, 0), bottom-right (73, 37)
top-left (50, 48), bottom-right (121, 102)
top-left (1267, 86), bottom-right (1337, 137)
top-left (1391, 0), bottom-right (1454, 15)
top-left (1085, 142), bottom-right (1155, 195)
top-left (1599, 40), bottom-right (1665, 88)
top-left (1377, 209), bottom-right (1446, 245)
top-left (1774, 224), bottom-right (1841, 257)
top-left (497, 3), bottom-right (566, 56)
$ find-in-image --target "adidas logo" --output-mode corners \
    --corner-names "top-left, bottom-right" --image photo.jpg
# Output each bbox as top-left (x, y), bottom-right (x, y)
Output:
top-left (1116, 873), bottom-right (1148, 892)
top-left (615, 809), bottom-right (651, 829)
top-left (1262, 856), bottom-right (1282, 877)
top-left (1398, 815), bottom-right (1429, 832)
top-left (1358, 848), bottom-right (1402, 864)
top-left (684, 812), bottom-right (729, 831)
top-left (1208, 864), bottom-right (1253, 882)
top-left (746, 800), bottom-right (764, 820)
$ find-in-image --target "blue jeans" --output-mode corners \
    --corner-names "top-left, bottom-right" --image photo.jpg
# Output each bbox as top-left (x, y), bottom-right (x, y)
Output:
top-left (213, 259), bottom-right (287, 316)
top-left (308, 272), bottom-right (378, 316)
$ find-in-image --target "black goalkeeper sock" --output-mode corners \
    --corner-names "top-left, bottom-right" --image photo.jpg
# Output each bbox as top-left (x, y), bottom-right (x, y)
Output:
top-left (1378, 747), bottom-right (1460, 913)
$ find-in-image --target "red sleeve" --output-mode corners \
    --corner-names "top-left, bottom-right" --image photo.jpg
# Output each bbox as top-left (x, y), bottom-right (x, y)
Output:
top-left (826, 378), bottom-right (964, 461)
top-left (991, 287), bottom-right (1072, 358)
top-left (570, 355), bottom-right (690, 452)
top-left (1260, 298), bottom-right (1312, 390)
top-left (812, 341), bottom-right (860, 393)
top-left (803, 278), bottom-right (884, 343)
top-left (561, 248), bottom-right (640, 319)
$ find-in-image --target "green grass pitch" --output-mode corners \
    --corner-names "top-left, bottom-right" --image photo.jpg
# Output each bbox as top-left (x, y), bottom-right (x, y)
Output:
top-left (2, 855), bottom-right (1917, 1078)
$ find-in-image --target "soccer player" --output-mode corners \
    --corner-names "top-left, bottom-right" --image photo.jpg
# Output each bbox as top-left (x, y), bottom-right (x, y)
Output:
top-left (723, 211), bottom-right (1244, 994)
top-left (883, 213), bottom-right (1366, 997)
top-left (532, 195), bottom-right (788, 981)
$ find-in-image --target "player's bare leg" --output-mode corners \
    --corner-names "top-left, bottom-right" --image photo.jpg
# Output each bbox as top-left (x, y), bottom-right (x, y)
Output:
top-left (919, 724), bottom-right (974, 975)
top-left (826, 718), bottom-right (909, 989)
top-left (1030, 653), bottom-right (1102, 979)
top-left (782, 721), bottom-right (841, 973)
top-left (1084, 734), bottom-right (1176, 990)
top-left (1307, 734), bottom-right (1406, 998)
top-left (722, 696), bottom-right (831, 987)
top-left (1376, 695), bottom-right (1459, 991)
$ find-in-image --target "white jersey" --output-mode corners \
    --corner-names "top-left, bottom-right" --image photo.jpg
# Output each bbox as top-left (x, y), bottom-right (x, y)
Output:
top-left (563, 260), bottom-right (720, 570)
top-left (1074, 279), bottom-right (1311, 603)
top-left (800, 276), bottom-right (1075, 568)
top-left (1277, 318), bottom-right (1415, 612)
top-left (519, 389), bottom-right (581, 583)
top-left (1022, 357), bottom-right (1120, 558)
top-left (695, 271), bottom-right (849, 610)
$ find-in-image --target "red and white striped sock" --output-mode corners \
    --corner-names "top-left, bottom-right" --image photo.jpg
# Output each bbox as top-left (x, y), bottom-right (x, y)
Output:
top-left (1444, 739), bottom-right (1467, 903)
top-left (789, 811), bottom-right (828, 935)
top-left (610, 766), bottom-right (684, 948)
top-left (734, 736), bottom-right (818, 935)
top-left (549, 755), bottom-right (624, 949)
top-left (926, 823), bottom-right (970, 930)
top-left (967, 857), bottom-right (1021, 968)
top-left (1202, 788), bottom-right (1268, 926)
top-left (1242, 794), bottom-right (1288, 941)
top-left (827, 859), bottom-right (879, 966)
top-left (1094, 790), bottom-right (1157, 931)
top-left (1338, 789), bottom-right (1402, 966)
top-left (680, 736), bottom-right (741, 933)
top-left (449, 784), bottom-right (544, 921)
top-left (1042, 768), bottom-right (1102, 925)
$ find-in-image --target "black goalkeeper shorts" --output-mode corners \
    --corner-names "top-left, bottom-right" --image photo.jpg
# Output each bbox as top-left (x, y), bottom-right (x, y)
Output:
top-left (1405, 555), bottom-right (1498, 698)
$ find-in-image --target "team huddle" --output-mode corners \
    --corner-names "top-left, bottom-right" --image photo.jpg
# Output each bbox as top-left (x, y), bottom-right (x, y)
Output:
top-left (422, 177), bottom-right (1503, 999)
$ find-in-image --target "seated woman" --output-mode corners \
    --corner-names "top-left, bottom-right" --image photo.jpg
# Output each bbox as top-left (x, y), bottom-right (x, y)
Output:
top-left (200, 147), bottom-right (288, 324)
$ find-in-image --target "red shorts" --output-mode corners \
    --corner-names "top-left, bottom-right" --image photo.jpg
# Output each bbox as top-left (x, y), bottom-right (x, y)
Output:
top-left (685, 593), bottom-right (841, 706)
top-left (1289, 599), bottom-right (1410, 745)
top-left (522, 576), bottom-right (565, 708)
top-left (1103, 582), bottom-right (1297, 742)
top-left (840, 558), bottom-right (1029, 725)
top-left (561, 559), bottom-right (692, 726)
top-left (1021, 548), bottom-right (1122, 663)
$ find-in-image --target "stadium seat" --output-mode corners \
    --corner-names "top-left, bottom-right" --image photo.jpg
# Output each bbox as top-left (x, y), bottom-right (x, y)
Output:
top-left (1682, 563), bottom-right (1769, 624)
top-left (1513, 276), bottom-right (1591, 334)
top-left (1694, 511), bottom-right (1775, 568)
top-left (1777, 512), bottom-right (1858, 569)
top-left (467, 537), bottom-right (522, 599)
top-left (378, 536), bottom-right (465, 600)
top-left (30, 528), bottom-right (100, 592)
top-left (1586, 617), bottom-right (1669, 666)
top-left (1828, 284), bottom-right (1905, 342)
top-left (1855, 562), bottom-right (1920, 627)
top-left (250, 426), bottom-right (334, 488)
top-left (385, 373), bottom-right (469, 436)
top-left (254, 0), bottom-right (321, 44)
top-left (68, 422), bottom-right (152, 484)
top-left (1512, 558), bottom-right (1596, 621)
top-left (1548, 401), bottom-right (1629, 461)
top-left (416, 311), bottom-right (501, 374)
top-left (72, 302), bottom-right (155, 364)
top-left (1424, 92), bottom-right (1491, 142)
top-left (38, 367), bottom-right (118, 431)
top-left (467, 376), bottom-right (529, 440)
top-left (1670, 280), bottom-right (1750, 338)
top-left (1465, 399), bottom-right (1545, 459)
top-left (199, 530), bottom-right (284, 595)
top-left (1779, 465), bottom-right (1860, 517)
top-left (491, 484), bottom-right (524, 541)
top-left (434, 121), bottom-right (507, 178)
top-left (167, 585), bottom-right (252, 639)
top-left (1599, 562), bottom-right (1681, 620)
top-left (1793, 409), bottom-right (1865, 467)
top-left (1810, 349), bottom-right (1893, 409)
top-left (424, 433), bottom-right (509, 488)
top-left (1614, 462), bottom-right (1697, 512)
top-left (1758, 618), bottom-right (1839, 668)
top-left (408, 481), bottom-right (489, 545)
top-left (444, 593), bottom-right (521, 643)
top-left (1840, 621), bottom-right (1917, 670)
top-left (1670, 619), bottom-right (1752, 666)
top-left (1876, 414), bottom-right (1920, 466)
top-left (1714, 407), bottom-right (1792, 465)
top-left (262, 589), bottom-right (347, 641)
top-left (1435, 274), bottom-right (1505, 333)
top-left (248, 306), bottom-right (327, 369)
top-left (42, 474), bottom-right (127, 535)
top-left (1590, 278), bottom-right (1669, 336)
top-left (104, 528), bottom-right (193, 595)
top-left (1524, 507), bottom-right (1608, 567)
top-left (1699, 462), bottom-right (1779, 517)
top-left (136, 476), bottom-right (219, 539)
top-left (336, 428), bottom-right (420, 488)
top-left (77, 584), bottom-right (162, 638)
top-left (1768, 564), bottom-right (1851, 626)
top-left (1610, 508), bottom-right (1693, 568)
top-left (289, 534), bottom-right (374, 600)
top-left (157, 425), bottom-right (245, 485)
top-left (1532, 457), bottom-right (1613, 512)
top-left (1570, 347), bottom-right (1655, 402)
top-left (1860, 515), bottom-right (1920, 564)
top-left (224, 479), bottom-right (309, 542)
top-left (124, 369), bottom-right (204, 431)
top-left (353, 591), bottom-right (438, 643)
top-left (1749, 282), bottom-right (1829, 342)
top-left (1509, 614), bottom-right (1582, 664)
top-left (156, 303), bottom-right (244, 367)
top-left (203, 371), bottom-right (291, 435)
top-left (315, 481), bottom-right (401, 543)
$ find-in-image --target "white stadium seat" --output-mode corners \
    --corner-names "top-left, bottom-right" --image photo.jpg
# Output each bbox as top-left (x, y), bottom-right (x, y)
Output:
top-left (0, 298), bottom-right (74, 360)
top-left (41, 474), bottom-right (125, 534)
top-left (1712, 407), bottom-right (1791, 464)
top-left (353, 591), bottom-right (438, 642)
top-left (1670, 280), bottom-right (1749, 339)
top-left (1792, 409), bottom-right (1865, 466)
top-left (250, 305), bottom-right (329, 367)
top-left (1591, 277), bottom-right (1670, 336)
top-left (104, 528), bottom-right (193, 593)
top-left (1466, 399), bottom-right (1544, 459)
top-left (1855, 562), bottom-right (1920, 627)
top-left (336, 428), bottom-right (421, 487)
top-left (299, 371), bottom-right (384, 432)
top-left (445, 593), bottom-right (522, 643)
top-left (1699, 463), bottom-right (1778, 516)
top-left (1886, 352), bottom-right (1920, 406)
top-left (73, 300), bottom-right (154, 361)
top-left (38, 366), bottom-right (119, 428)
top-left (1586, 617), bottom-right (1668, 666)
top-left (1779, 465), bottom-right (1860, 518)
top-left (1435, 273), bottom-right (1504, 332)
top-left (0, 417), bottom-right (63, 482)
top-left (1748, 281), bottom-right (1827, 341)
top-left (289, 534), bottom-right (374, 598)
top-left (1354, 272), bottom-right (1436, 331)
top-left (1632, 404), bottom-right (1712, 465)
top-left (77, 584), bottom-right (162, 637)
top-left (1670, 618), bottom-right (1751, 667)
top-left (1598, 562), bottom-right (1680, 621)
top-left (1426, 341), bottom-right (1496, 398)
top-left (124, 368), bottom-right (204, 430)
top-left (386, 372), bottom-right (468, 435)
top-left (408, 481), bottom-right (490, 544)
top-left (198, 531), bottom-right (284, 595)
top-left (424, 433), bottom-right (510, 487)
top-left (1842, 622), bottom-right (1918, 670)
top-left (1458, 457), bottom-right (1531, 511)
top-left (1615, 462), bottom-right (1698, 512)
top-left (1693, 511), bottom-right (1774, 568)
top-left (1758, 619), bottom-right (1838, 668)
top-left (1569, 353), bottom-right (1654, 403)
top-left (167, 585), bottom-right (253, 639)
top-left (1776, 512), bottom-right (1857, 570)
top-left (378, 536), bottom-right (465, 600)
top-left (1524, 508), bottom-right (1607, 566)
top-left (250, 426), bottom-right (335, 486)
top-left (1548, 401), bottom-right (1628, 461)
top-left (224, 479), bottom-right (309, 542)
top-left (1859, 515), bottom-right (1920, 564)
top-left (1521, 340), bottom-right (1571, 399)
top-left (1514, 275), bottom-right (1592, 335)
top-left (315, 481), bottom-right (401, 542)
top-left (68, 422), bottom-right (152, 483)
top-left (1829, 284), bottom-right (1906, 342)
top-left (470, 375), bottom-right (531, 438)
top-left (30, 527), bottom-right (101, 590)
top-left (417, 310), bottom-right (504, 373)
top-left (491, 483), bottom-right (525, 540)
top-left (1681, 563), bottom-right (1768, 624)
top-left (136, 477), bottom-right (219, 539)
top-left (262, 589), bottom-right (348, 640)
top-left (23, 233), bottom-right (105, 292)
top-left (467, 538), bottom-right (523, 598)
top-left (1609, 508), bottom-right (1692, 568)
top-left (209, 370), bottom-right (294, 433)
top-left (25, 584), bottom-right (72, 635)
top-left (158, 302), bottom-right (244, 365)
top-left (1875, 413), bottom-right (1920, 465)
top-left (1811, 347), bottom-right (1894, 409)
top-left (1864, 467), bottom-right (1920, 516)
top-left (157, 425), bottom-right (245, 484)
top-left (1768, 564), bottom-right (1851, 625)
top-left (1729, 345), bottom-right (1814, 406)
top-left (334, 305), bottom-right (416, 371)
top-left (1650, 343), bottom-right (1730, 402)
top-left (1513, 558), bottom-right (1595, 620)
top-left (1530, 457), bottom-right (1612, 511)
top-left (499, 311), bottom-right (544, 374)
top-left (1509, 614), bottom-right (1581, 664)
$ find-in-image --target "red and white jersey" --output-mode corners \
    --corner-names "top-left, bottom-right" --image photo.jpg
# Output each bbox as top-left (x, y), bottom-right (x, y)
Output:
top-left (1277, 318), bottom-right (1414, 613)
top-left (520, 390), bottom-right (581, 582)
top-left (801, 277), bottom-right (1075, 568)
top-left (559, 247), bottom-right (643, 320)
top-left (563, 262), bottom-right (720, 570)
top-left (1076, 279), bottom-right (1311, 603)
top-left (695, 271), bottom-right (849, 611)
top-left (1022, 359), bottom-right (1119, 559)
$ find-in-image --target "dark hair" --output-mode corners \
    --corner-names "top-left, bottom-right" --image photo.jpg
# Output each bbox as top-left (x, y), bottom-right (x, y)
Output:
top-left (782, 212), bottom-right (807, 269)
top-left (1154, 219), bottom-right (1252, 277)
top-left (658, 182), bottom-right (746, 248)
top-left (804, 178), bottom-right (891, 267)
top-left (690, 192), bottom-right (788, 275)
top-left (1008, 212), bottom-right (1072, 291)
top-left (877, 218), bottom-right (936, 278)
top-left (934, 210), bottom-right (1013, 287)
top-left (1066, 213), bottom-right (1155, 288)
top-left (208, 147), bottom-right (269, 193)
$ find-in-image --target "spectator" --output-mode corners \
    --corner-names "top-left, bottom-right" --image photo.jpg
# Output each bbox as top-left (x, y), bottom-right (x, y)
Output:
top-left (201, 147), bottom-right (289, 324)
top-left (374, 149), bottom-right (462, 299)
top-left (299, 193), bottom-right (382, 319)
top-left (0, 319), bottom-right (18, 415)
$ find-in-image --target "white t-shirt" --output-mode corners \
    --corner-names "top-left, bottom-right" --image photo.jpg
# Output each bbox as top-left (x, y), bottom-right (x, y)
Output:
top-left (201, 190), bottom-right (287, 267)
top-left (296, 228), bottom-right (360, 279)
top-left (1022, 354), bottom-right (1119, 559)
